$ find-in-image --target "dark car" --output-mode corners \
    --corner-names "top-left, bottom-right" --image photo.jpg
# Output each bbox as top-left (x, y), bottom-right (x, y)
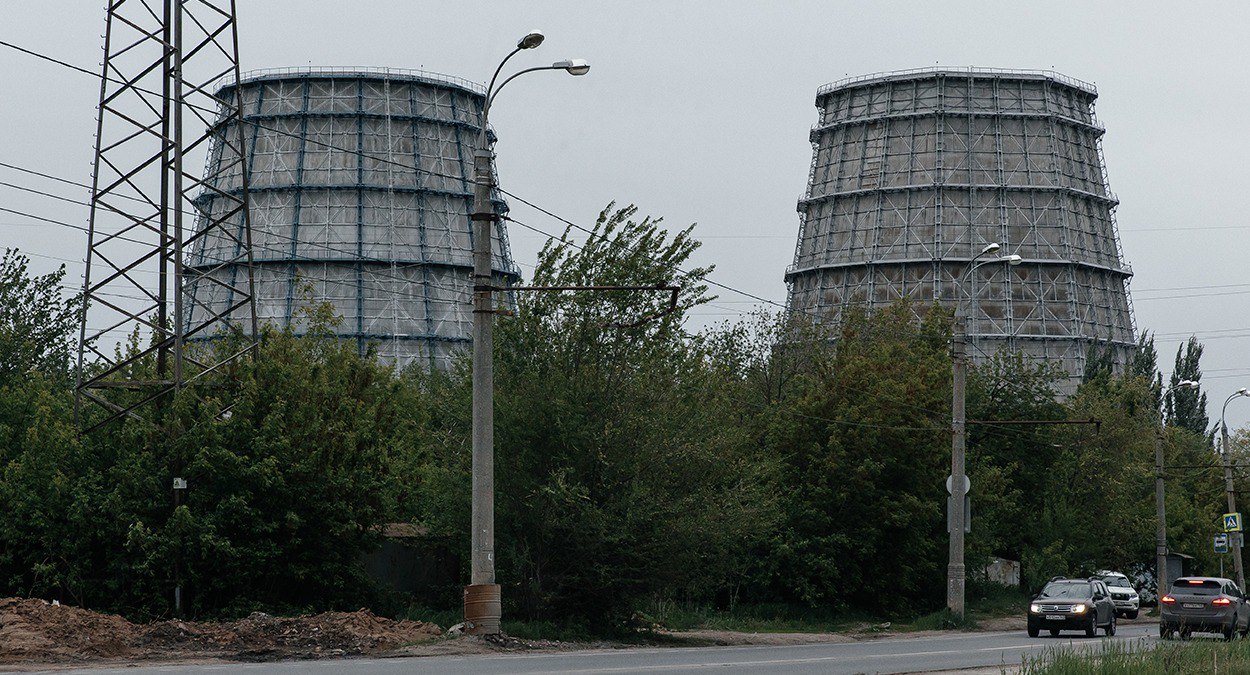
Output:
top-left (1160, 577), bottom-right (1250, 640)
top-left (1027, 577), bottom-right (1116, 638)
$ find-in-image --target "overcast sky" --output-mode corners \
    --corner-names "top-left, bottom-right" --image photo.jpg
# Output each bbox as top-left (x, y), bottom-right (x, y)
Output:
top-left (3, 1), bottom-right (1250, 428)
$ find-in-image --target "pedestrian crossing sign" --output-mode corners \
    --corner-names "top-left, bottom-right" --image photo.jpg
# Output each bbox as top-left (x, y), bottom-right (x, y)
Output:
top-left (1225, 512), bottom-right (1243, 533)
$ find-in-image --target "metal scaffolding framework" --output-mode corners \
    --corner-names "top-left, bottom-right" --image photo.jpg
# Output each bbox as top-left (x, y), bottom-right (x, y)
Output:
top-left (786, 68), bottom-right (1137, 387)
top-left (76, 0), bottom-right (257, 427)
top-left (185, 69), bottom-right (519, 371)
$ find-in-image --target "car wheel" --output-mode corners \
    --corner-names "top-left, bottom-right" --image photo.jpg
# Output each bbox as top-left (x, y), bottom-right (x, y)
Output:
top-left (1049, 628), bottom-right (1060, 637)
top-left (1028, 626), bottom-right (1039, 638)
top-left (1106, 614), bottom-right (1116, 637)
top-left (1085, 614), bottom-right (1097, 637)
top-left (1127, 610), bottom-right (1139, 620)
top-left (1225, 623), bottom-right (1236, 641)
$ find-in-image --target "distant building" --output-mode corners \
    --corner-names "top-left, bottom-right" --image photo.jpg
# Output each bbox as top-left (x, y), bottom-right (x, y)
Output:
top-left (185, 68), bottom-right (519, 370)
top-left (786, 68), bottom-right (1136, 387)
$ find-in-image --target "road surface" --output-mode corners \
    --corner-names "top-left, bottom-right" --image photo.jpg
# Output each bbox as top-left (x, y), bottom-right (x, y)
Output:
top-left (39, 623), bottom-right (1158, 674)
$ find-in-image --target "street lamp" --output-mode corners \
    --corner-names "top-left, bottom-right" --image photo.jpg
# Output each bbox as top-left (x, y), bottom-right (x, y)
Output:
top-left (1221, 388), bottom-right (1250, 591)
top-left (948, 243), bottom-right (1022, 619)
top-left (466, 31), bottom-right (589, 636)
top-left (1155, 378), bottom-right (1199, 598)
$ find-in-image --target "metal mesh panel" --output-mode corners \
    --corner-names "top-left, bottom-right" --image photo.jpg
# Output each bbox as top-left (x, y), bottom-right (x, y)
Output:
top-left (787, 70), bottom-right (1136, 388)
top-left (186, 70), bottom-right (519, 371)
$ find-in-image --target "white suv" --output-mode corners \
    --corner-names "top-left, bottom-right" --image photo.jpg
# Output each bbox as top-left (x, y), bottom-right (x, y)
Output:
top-left (1098, 571), bottom-right (1140, 619)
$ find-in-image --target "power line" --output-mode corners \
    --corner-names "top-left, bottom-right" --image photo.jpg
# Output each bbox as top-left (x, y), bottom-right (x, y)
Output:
top-left (0, 37), bottom-right (795, 322)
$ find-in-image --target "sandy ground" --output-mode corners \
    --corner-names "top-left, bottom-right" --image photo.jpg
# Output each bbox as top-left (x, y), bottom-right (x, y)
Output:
top-left (0, 596), bottom-right (1148, 672)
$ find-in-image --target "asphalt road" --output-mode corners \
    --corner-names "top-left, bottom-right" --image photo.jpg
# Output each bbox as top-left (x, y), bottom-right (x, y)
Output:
top-left (39, 624), bottom-right (1159, 675)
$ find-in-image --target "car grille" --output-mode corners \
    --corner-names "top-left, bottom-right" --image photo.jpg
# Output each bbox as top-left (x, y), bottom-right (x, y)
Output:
top-left (1111, 592), bottom-right (1132, 600)
top-left (1036, 604), bottom-right (1077, 613)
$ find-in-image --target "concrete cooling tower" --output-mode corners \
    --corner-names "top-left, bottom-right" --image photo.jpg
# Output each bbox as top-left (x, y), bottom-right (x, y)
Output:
top-left (184, 68), bottom-right (519, 370)
top-left (785, 67), bottom-right (1136, 385)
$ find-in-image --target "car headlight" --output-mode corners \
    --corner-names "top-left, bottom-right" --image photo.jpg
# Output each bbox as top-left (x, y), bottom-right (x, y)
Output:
top-left (1030, 603), bottom-right (1041, 613)
top-left (1072, 604), bottom-right (1087, 614)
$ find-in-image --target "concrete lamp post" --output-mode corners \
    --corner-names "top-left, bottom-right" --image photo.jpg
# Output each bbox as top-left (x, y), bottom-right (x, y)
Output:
top-left (1155, 379), bottom-right (1199, 599)
top-left (465, 30), bottom-right (589, 636)
top-left (1221, 388), bottom-right (1250, 591)
top-left (948, 243), bottom-right (1022, 619)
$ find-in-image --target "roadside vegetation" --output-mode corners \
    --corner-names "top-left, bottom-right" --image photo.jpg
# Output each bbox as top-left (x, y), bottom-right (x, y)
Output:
top-left (0, 203), bottom-right (1240, 636)
top-left (1022, 637), bottom-right (1250, 674)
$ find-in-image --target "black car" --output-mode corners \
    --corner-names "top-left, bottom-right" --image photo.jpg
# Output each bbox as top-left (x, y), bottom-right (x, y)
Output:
top-left (1160, 576), bottom-right (1250, 640)
top-left (1027, 577), bottom-right (1116, 638)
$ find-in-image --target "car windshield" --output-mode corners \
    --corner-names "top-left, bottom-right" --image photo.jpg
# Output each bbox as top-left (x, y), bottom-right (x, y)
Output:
top-left (1038, 582), bottom-right (1092, 599)
top-left (1104, 577), bottom-right (1132, 588)
top-left (1172, 579), bottom-right (1222, 596)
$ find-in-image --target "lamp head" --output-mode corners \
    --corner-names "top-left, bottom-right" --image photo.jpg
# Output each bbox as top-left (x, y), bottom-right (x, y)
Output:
top-left (1178, 380), bottom-right (1199, 390)
top-left (553, 58), bottom-right (590, 76)
top-left (1239, 387), bottom-right (1250, 397)
top-left (980, 242), bottom-right (1001, 255)
top-left (518, 30), bottom-right (545, 49)
top-left (1002, 254), bottom-right (1023, 265)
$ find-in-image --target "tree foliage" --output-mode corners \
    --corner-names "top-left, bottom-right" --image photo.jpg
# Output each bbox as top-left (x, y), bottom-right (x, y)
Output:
top-left (0, 224), bottom-right (1236, 631)
top-left (0, 249), bottom-right (80, 385)
top-left (419, 204), bottom-right (780, 630)
top-left (757, 303), bottom-right (951, 612)
top-left (0, 303), bottom-right (412, 618)
top-left (1167, 336), bottom-right (1210, 438)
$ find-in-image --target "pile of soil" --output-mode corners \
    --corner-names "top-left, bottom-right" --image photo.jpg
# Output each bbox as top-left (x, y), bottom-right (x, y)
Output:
top-left (0, 597), bottom-right (442, 665)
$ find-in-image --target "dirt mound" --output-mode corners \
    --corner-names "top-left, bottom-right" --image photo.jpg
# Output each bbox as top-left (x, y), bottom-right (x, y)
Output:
top-left (0, 598), bottom-right (442, 665)
top-left (0, 597), bottom-right (138, 661)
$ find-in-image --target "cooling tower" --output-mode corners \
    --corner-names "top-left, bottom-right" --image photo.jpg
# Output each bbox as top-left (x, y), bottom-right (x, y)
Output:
top-left (786, 68), bottom-right (1136, 385)
top-left (184, 67), bottom-right (519, 370)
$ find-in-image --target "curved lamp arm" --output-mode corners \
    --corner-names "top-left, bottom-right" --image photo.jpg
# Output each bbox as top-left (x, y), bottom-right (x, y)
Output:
top-left (1222, 388), bottom-right (1250, 437)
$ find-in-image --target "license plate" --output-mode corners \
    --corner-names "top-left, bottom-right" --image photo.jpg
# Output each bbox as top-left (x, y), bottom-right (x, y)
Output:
top-left (1045, 614), bottom-right (1065, 620)
top-left (1183, 603), bottom-right (1203, 609)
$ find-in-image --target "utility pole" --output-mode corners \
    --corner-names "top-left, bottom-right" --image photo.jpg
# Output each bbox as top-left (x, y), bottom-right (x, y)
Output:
top-left (464, 32), bottom-right (589, 636)
top-left (948, 314), bottom-right (967, 619)
top-left (1220, 388), bottom-right (1249, 591)
top-left (947, 244), bottom-right (1021, 620)
top-left (1154, 422), bottom-right (1170, 598)
top-left (1155, 379), bottom-right (1199, 599)
top-left (1222, 423), bottom-right (1245, 591)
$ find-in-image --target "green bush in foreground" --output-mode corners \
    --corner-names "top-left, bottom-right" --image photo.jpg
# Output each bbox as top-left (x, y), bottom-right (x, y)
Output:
top-left (1022, 637), bottom-right (1250, 674)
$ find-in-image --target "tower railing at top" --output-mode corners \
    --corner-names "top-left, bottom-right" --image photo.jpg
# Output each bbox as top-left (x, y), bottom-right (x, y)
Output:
top-left (216, 66), bottom-right (486, 95)
top-left (817, 66), bottom-right (1097, 97)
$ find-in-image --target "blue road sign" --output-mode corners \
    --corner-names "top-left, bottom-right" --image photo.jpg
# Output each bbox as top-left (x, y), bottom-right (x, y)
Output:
top-left (1225, 512), bottom-right (1243, 533)
top-left (1216, 533), bottom-right (1230, 553)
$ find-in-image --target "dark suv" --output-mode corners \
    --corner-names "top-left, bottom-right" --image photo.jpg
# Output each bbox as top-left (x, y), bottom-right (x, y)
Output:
top-left (1160, 577), bottom-right (1250, 640)
top-left (1027, 577), bottom-right (1116, 638)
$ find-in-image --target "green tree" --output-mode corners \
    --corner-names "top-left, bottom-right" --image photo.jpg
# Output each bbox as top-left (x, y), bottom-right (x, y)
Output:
top-left (0, 303), bottom-right (414, 619)
top-left (1167, 336), bottom-right (1210, 438)
top-left (1130, 332), bottom-right (1163, 415)
top-left (763, 302), bottom-right (950, 612)
top-left (457, 203), bottom-right (781, 629)
top-left (965, 352), bottom-right (1065, 574)
top-left (0, 249), bottom-right (81, 384)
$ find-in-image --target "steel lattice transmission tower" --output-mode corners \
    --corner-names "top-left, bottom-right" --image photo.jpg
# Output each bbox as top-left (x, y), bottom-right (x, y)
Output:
top-left (75, 0), bottom-right (257, 428)
top-left (786, 68), bottom-right (1136, 387)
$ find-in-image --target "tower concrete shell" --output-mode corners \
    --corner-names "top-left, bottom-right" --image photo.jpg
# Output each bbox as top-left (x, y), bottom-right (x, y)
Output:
top-left (185, 68), bottom-right (519, 370)
top-left (785, 68), bottom-right (1136, 385)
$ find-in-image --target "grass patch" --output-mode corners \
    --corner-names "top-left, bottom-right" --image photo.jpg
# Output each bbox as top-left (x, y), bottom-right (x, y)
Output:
top-left (1022, 636), bottom-right (1250, 674)
top-left (637, 583), bottom-right (1030, 636)
top-left (638, 599), bottom-right (869, 634)
top-left (398, 604), bottom-right (462, 630)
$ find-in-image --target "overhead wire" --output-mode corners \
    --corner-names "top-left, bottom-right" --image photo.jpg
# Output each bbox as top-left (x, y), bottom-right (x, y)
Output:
top-left (7, 38), bottom-right (1243, 438)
